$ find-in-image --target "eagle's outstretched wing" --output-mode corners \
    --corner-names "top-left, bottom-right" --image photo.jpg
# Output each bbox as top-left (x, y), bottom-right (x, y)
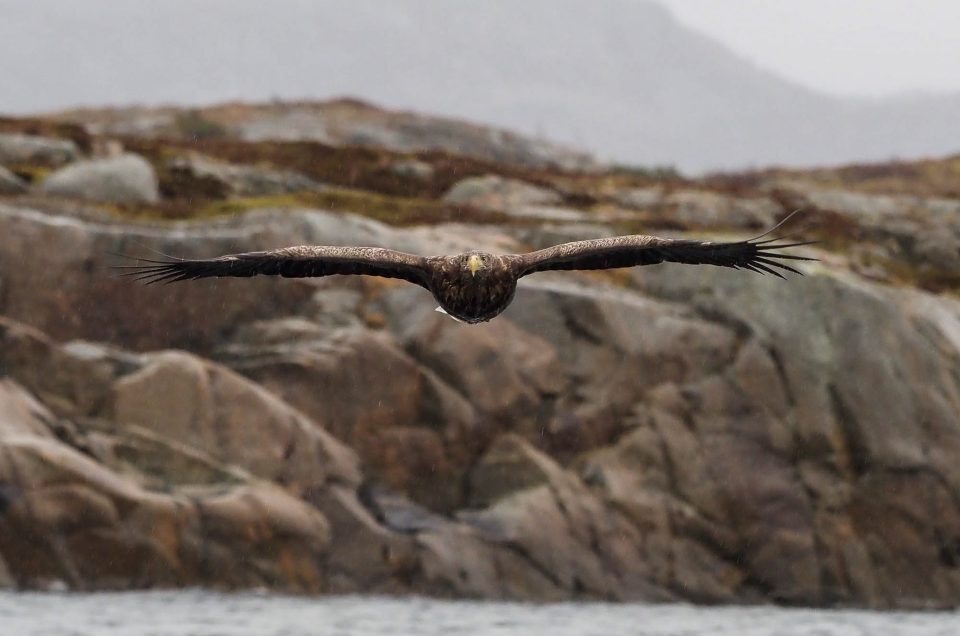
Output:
top-left (515, 222), bottom-right (816, 279)
top-left (117, 245), bottom-right (432, 288)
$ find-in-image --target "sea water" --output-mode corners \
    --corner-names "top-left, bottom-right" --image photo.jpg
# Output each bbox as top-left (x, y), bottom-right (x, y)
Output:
top-left (0, 590), bottom-right (956, 636)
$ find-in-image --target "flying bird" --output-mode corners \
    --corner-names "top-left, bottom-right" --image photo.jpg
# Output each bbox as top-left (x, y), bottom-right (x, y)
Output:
top-left (119, 216), bottom-right (815, 324)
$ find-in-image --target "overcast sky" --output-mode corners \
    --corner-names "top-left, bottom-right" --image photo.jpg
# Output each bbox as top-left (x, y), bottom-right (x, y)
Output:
top-left (662, 0), bottom-right (960, 97)
top-left (2, 0), bottom-right (958, 115)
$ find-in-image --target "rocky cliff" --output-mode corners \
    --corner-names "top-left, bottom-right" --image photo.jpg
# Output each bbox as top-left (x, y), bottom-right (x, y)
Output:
top-left (0, 110), bottom-right (958, 608)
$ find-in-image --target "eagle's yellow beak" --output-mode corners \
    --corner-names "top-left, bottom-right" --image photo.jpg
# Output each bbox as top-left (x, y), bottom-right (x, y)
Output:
top-left (467, 254), bottom-right (482, 277)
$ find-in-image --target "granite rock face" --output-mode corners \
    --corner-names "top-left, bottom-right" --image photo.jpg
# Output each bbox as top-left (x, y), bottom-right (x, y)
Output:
top-left (0, 376), bottom-right (333, 592)
top-left (1, 182), bottom-right (959, 607)
top-left (443, 174), bottom-right (562, 212)
top-left (0, 203), bottom-right (399, 349)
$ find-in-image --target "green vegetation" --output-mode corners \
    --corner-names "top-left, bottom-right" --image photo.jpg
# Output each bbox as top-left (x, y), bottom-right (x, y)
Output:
top-left (173, 110), bottom-right (228, 140)
top-left (609, 163), bottom-right (682, 180)
top-left (7, 164), bottom-right (51, 184)
top-left (102, 186), bottom-right (513, 228)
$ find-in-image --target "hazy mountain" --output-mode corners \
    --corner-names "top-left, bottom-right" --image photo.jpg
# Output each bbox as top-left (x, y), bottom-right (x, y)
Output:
top-left (2, 0), bottom-right (958, 172)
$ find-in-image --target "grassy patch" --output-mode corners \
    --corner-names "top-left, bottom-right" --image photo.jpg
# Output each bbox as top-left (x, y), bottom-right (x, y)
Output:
top-left (173, 110), bottom-right (228, 140)
top-left (609, 163), bottom-right (682, 180)
top-left (7, 164), bottom-right (51, 184)
top-left (104, 186), bottom-right (517, 227)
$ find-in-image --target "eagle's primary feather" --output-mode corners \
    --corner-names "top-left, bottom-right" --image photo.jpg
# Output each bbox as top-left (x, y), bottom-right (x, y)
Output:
top-left (117, 216), bottom-right (816, 324)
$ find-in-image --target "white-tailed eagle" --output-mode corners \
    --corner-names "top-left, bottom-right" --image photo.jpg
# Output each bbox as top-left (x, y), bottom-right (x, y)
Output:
top-left (119, 217), bottom-right (815, 324)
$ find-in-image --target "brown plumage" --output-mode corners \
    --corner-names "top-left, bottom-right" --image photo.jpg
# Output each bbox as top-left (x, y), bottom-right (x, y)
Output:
top-left (119, 217), bottom-right (815, 324)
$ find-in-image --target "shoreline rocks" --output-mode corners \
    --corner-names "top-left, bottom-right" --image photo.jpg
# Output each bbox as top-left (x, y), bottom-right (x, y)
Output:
top-left (1, 152), bottom-right (959, 608)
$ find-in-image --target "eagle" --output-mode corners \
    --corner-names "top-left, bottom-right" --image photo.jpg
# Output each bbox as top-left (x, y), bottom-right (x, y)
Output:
top-left (120, 218), bottom-right (814, 324)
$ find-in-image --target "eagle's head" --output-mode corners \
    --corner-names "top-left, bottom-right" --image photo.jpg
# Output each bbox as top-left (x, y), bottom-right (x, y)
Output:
top-left (461, 252), bottom-right (495, 279)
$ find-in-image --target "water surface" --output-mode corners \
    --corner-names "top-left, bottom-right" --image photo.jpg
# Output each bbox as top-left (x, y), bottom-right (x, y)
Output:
top-left (0, 591), bottom-right (956, 636)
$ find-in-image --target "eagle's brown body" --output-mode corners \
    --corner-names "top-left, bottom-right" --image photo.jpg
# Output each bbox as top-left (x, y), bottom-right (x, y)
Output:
top-left (429, 253), bottom-right (520, 323)
top-left (120, 214), bottom-right (815, 324)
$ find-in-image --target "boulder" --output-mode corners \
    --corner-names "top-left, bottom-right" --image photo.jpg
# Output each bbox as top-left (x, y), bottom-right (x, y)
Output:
top-left (40, 154), bottom-right (160, 204)
top-left (0, 133), bottom-right (79, 167)
top-left (167, 153), bottom-right (325, 197)
top-left (389, 159), bottom-right (435, 181)
top-left (0, 433), bottom-right (332, 592)
top-left (0, 316), bottom-right (137, 418)
top-left (443, 175), bottom-right (562, 211)
top-left (109, 350), bottom-right (361, 493)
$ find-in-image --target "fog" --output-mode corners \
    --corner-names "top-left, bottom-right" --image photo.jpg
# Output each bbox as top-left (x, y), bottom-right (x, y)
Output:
top-left (662, 0), bottom-right (960, 97)
top-left (3, 0), bottom-right (958, 172)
